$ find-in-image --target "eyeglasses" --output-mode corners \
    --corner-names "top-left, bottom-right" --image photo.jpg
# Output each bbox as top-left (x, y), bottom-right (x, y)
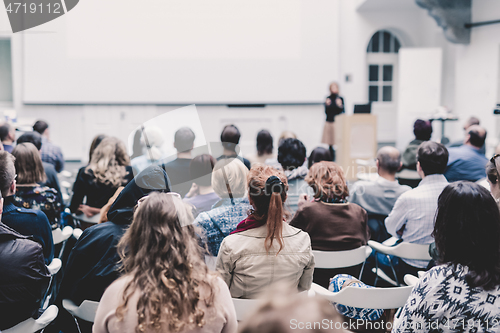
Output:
top-left (136, 192), bottom-right (182, 207)
top-left (491, 154), bottom-right (500, 167)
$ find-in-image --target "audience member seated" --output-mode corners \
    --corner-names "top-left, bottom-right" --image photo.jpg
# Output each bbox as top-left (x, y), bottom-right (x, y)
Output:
top-left (487, 154), bottom-right (500, 206)
top-left (0, 151), bottom-right (54, 264)
top-left (218, 124), bottom-right (251, 169)
top-left (162, 127), bottom-right (196, 197)
top-left (194, 158), bottom-right (251, 256)
top-left (290, 161), bottom-right (369, 288)
top-left (263, 130), bottom-right (297, 170)
top-left (0, 191), bottom-right (51, 331)
top-left (448, 116), bottom-right (486, 154)
top-left (87, 134), bottom-right (107, 163)
top-left (94, 192), bottom-right (237, 333)
top-left (382, 141), bottom-right (449, 280)
top-left (278, 138), bottom-right (308, 213)
top-left (238, 288), bottom-right (342, 333)
top-left (184, 154), bottom-right (220, 217)
top-left (445, 125), bottom-right (488, 182)
top-left (401, 119), bottom-right (432, 170)
top-left (308, 146), bottom-right (332, 169)
top-left (52, 165), bottom-right (171, 333)
top-left (33, 120), bottom-right (65, 173)
top-left (217, 164), bottom-right (314, 298)
top-left (394, 182), bottom-right (500, 332)
top-left (130, 126), bottom-right (165, 174)
top-left (12, 143), bottom-right (62, 226)
top-left (129, 129), bottom-right (142, 160)
top-left (247, 129), bottom-right (275, 166)
top-left (17, 132), bottom-right (63, 204)
top-left (349, 147), bottom-right (411, 242)
top-left (70, 137), bottom-right (133, 218)
top-left (0, 122), bottom-right (15, 153)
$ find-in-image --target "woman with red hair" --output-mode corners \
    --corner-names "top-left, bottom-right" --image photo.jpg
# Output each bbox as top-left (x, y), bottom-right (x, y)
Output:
top-left (290, 161), bottom-right (369, 288)
top-left (216, 164), bottom-right (314, 299)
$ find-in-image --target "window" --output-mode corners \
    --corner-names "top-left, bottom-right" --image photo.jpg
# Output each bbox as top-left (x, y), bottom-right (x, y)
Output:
top-left (0, 39), bottom-right (13, 102)
top-left (367, 30), bottom-right (400, 103)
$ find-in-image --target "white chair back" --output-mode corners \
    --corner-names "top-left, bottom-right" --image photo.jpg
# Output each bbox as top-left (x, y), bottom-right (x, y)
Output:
top-left (310, 282), bottom-right (413, 309)
top-left (73, 228), bottom-right (83, 240)
top-left (52, 226), bottom-right (73, 245)
top-left (232, 298), bottom-right (264, 321)
top-left (404, 274), bottom-right (420, 286)
top-left (368, 240), bottom-right (432, 260)
top-left (62, 299), bottom-right (100, 323)
top-left (3, 305), bottom-right (58, 333)
top-left (205, 255), bottom-right (217, 271)
top-left (312, 246), bottom-right (371, 269)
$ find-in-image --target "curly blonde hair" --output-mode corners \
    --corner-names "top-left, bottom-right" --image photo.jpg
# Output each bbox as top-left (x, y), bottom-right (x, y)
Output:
top-left (116, 192), bottom-right (219, 332)
top-left (86, 137), bottom-right (130, 187)
top-left (306, 161), bottom-right (348, 201)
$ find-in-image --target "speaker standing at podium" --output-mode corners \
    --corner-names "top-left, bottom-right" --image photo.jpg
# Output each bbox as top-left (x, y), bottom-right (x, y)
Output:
top-left (322, 82), bottom-right (344, 160)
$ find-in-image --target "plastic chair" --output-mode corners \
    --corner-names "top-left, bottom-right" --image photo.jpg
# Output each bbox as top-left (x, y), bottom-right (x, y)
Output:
top-left (204, 255), bottom-right (217, 271)
top-left (368, 240), bottom-right (431, 286)
top-left (403, 274), bottom-right (420, 286)
top-left (72, 228), bottom-right (83, 240)
top-left (312, 246), bottom-right (372, 279)
top-left (52, 226), bottom-right (73, 257)
top-left (42, 258), bottom-right (62, 309)
top-left (62, 299), bottom-right (100, 333)
top-left (309, 282), bottom-right (413, 310)
top-left (232, 298), bottom-right (264, 321)
top-left (3, 305), bottom-right (58, 333)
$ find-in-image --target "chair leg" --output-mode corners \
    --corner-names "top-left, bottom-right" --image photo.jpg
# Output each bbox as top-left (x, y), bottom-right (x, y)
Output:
top-left (358, 259), bottom-right (367, 281)
top-left (72, 315), bottom-right (83, 333)
top-left (374, 253), bottom-right (379, 286)
top-left (386, 255), bottom-right (399, 286)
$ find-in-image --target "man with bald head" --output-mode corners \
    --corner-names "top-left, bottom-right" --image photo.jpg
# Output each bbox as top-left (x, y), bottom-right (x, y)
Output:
top-left (350, 146), bottom-right (411, 241)
top-left (445, 125), bottom-right (488, 182)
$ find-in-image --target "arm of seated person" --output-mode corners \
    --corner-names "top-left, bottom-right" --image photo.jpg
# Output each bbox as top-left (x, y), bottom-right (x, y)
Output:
top-left (384, 195), bottom-right (408, 239)
top-left (78, 204), bottom-right (102, 218)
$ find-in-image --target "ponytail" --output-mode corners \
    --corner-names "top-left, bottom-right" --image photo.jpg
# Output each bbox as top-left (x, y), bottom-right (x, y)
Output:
top-left (265, 192), bottom-right (284, 253)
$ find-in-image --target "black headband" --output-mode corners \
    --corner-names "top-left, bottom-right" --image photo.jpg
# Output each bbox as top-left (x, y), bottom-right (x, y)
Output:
top-left (264, 176), bottom-right (284, 196)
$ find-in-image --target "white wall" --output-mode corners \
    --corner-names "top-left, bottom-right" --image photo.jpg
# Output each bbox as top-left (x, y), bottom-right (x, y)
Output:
top-left (450, 0), bottom-right (500, 153)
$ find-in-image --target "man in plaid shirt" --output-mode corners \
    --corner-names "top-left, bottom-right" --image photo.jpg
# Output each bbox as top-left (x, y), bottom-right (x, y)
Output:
top-left (33, 120), bottom-right (64, 173)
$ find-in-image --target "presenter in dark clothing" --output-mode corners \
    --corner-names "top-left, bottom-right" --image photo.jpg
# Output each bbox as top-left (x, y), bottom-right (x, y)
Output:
top-left (322, 82), bottom-right (344, 160)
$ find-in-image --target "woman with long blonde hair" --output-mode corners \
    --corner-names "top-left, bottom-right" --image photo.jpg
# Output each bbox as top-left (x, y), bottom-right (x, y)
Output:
top-left (70, 137), bottom-right (134, 217)
top-left (216, 164), bottom-right (314, 299)
top-left (93, 192), bottom-right (237, 333)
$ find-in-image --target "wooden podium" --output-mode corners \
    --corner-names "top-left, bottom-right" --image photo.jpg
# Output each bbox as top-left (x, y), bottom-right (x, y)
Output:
top-left (334, 114), bottom-right (377, 181)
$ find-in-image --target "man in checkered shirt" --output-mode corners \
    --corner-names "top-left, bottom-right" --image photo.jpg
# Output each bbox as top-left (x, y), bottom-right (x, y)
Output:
top-left (33, 120), bottom-right (64, 173)
top-left (384, 141), bottom-right (449, 279)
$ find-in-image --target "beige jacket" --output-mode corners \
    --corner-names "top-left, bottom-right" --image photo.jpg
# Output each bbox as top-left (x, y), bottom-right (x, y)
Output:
top-left (216, 223), bottom-right (314, 299)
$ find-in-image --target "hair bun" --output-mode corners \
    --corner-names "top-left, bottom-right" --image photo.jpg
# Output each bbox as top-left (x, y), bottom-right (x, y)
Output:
top-left (265, 176), bottom-right (284, 195)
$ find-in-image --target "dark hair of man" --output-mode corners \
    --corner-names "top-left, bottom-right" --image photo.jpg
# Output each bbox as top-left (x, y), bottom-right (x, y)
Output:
top-left (278, 138), bottom-right (306, 170)
top-left (33, 120), bottom-right (49, 135)
top-left (174, 127), bottom-right (195, 153)
top-left (308, 147), bottom-right (332, 169)
top-left (413, 119), bottom-right (432, 141)
top-left (0, 124), bottom-right (12, 142)
top-left (220, 124), bottom-right (241, 152)
top-left (417, 141), bottom-right (448, 176)
top-left (256, 130), bottom-right (273, 156)
top-left (0, 151), bottom-right (16, 197)
top-left (468, 127), bottom-right (487, 148)
top-left (17, 131), bottom-right (43, 151)
top-left (190, 154), bottom-right (216, 187)
top-left (434, 181), bottom-right (500, 290)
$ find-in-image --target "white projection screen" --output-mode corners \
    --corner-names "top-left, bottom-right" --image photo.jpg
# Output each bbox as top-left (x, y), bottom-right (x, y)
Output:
top-left (23, 0), bottom-right (339, 104)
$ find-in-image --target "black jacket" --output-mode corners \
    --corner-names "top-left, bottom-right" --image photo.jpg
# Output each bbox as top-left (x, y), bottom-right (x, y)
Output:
top-left (0, 222), bottom-right (50, 330)
top-left (325, 94), bottom-right (345, 122)
top-left (2, 197), bottom-right (54, 264)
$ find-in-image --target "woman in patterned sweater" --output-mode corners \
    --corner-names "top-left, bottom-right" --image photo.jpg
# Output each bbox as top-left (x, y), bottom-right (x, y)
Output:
top-left (394, 181), bottom-right (500, 333)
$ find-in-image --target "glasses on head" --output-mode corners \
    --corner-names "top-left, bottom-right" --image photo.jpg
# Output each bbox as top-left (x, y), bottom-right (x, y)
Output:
top-left (136, 192), bottom-right (182, 207)
top-left (491, 154), bottom-right (500, 167)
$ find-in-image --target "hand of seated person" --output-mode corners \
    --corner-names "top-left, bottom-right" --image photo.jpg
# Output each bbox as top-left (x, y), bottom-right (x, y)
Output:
top-left (297, 193), bottom-right (310, 208)
top-left (185, 183), bottom-right (199, 198)
top-left (78, 204), bottom-right (100, 218)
